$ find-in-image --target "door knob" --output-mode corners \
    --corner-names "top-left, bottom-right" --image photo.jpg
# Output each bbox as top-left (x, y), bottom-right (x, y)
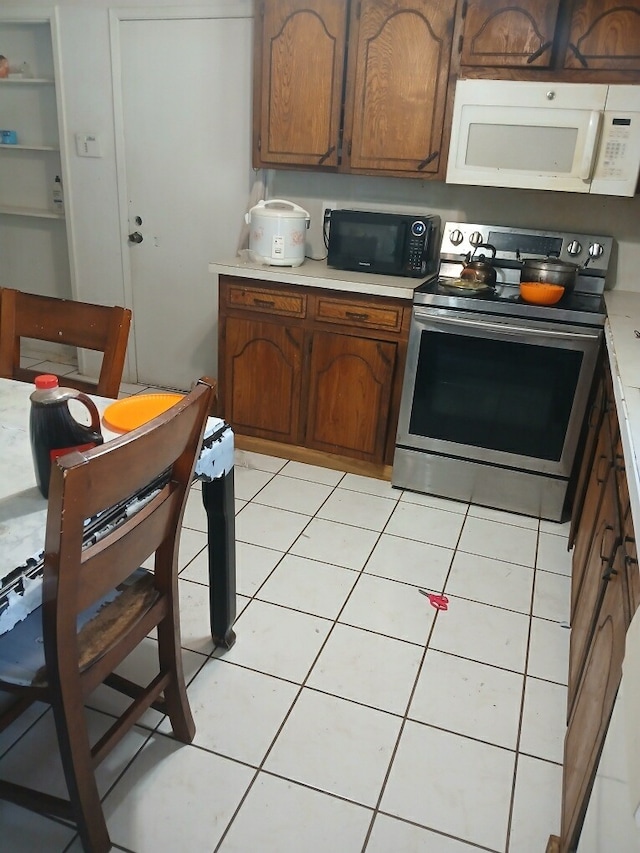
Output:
top-left (128, 231), bottom-right (143, 244)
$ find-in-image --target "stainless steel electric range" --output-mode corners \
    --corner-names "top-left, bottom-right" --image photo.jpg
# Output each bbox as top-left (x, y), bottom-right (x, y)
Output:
top-left (392, 221), bottom-right (613, 522)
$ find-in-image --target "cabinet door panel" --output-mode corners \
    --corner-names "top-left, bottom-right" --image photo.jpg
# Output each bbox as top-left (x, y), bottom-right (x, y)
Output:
top-left (224, 317), bottom-right (304, 443)
top-left (306, 332), bottom-right (396, 461)
top-left (571, 413), bottom-right (612, 618)
top-left (345, 0), bottom-right (456, 175)
top-left (561, 544), bottom-right (627, 851)
top-left (564, 0), bottom-right (640, 71)
top-left (255, 0), bottom-right (348, 167)
top-left (568, 468), bottom-right (619, 712)
top-left (461, 0), bottom-right (560, 68)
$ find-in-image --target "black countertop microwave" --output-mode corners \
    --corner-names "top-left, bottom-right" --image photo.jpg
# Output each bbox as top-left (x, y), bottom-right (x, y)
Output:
top-left (327, 209), bottom-right (440, 278)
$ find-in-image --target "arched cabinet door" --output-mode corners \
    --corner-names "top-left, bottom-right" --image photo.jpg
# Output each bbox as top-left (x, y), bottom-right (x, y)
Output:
top-left (253, 0), bottom-right (349, 168)
top-left (564, 0), bottom-right (640, 72)
top-left (343, 0), bottom-right (457, 177)
top-left (459, 0), bottom-right (561, 68)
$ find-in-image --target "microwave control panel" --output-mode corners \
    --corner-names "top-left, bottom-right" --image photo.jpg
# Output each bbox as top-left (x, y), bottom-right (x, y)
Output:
top-left (595, 113), bottom-right (640, 181)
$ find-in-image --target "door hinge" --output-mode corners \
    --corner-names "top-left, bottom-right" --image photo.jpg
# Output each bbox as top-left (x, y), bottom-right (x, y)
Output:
top-left (355, 1), bottom-right (361, 20)
top-left (458, 34), bottom-right (463, 54)
top-left (348, 139), bottom-right (352, 157)
top-left (257, 134), bottom-right (261, 151)
top-left (461, 0), bottom-right (468, 19)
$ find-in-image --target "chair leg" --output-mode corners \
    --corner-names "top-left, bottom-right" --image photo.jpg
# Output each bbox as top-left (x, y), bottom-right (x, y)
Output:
top-left (156, 613), bottom-right (195, 744)
top-left (51, 694), bottom-right (111, 853)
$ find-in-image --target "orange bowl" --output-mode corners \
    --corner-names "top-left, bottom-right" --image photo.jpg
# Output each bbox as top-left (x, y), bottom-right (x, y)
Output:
top-left (519, 282), bottom-right (565, 306)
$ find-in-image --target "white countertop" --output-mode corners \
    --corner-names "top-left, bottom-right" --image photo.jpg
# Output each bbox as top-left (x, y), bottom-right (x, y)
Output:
top-left (604, 290), bottom-right (640, 536)
top-left (208, 256), bottom-right (419, 300)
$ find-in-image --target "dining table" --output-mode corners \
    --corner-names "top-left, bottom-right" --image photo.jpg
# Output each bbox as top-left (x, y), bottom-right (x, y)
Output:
top-left (0, 377), bottom-right (237, 649)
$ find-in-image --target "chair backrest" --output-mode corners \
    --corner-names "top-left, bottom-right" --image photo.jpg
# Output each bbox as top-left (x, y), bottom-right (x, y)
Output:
top-left (42, 378), bottom-right (215, 683)
top-left (0, 288), bottom-right (132, 398)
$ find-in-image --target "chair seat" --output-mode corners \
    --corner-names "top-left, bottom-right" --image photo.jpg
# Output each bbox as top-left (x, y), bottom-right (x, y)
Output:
top-left (0, 568), bottom-right (154, 687)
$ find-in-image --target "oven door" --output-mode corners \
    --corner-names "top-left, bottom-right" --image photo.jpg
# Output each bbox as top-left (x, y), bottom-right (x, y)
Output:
top-left (395, 306), bottom-right (602, 478)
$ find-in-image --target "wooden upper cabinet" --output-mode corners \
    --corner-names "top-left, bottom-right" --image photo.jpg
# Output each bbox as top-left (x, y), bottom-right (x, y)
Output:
top-left (344, 0), bottom-right (457, 175)
top-left (563, 0), bottom-right (640, 72)
top-left (253, 0), bottom-right (349, 168)
top-left (460, 0), bottom-right (561, 68)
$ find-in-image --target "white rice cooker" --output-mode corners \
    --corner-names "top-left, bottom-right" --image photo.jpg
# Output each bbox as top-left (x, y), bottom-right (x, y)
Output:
top-left (245, 199), bottom-right (310, 267)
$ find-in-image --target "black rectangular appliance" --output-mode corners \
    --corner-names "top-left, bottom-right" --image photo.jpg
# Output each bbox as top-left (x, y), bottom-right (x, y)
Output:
top-left (327, 209), bottom-right (440, 279)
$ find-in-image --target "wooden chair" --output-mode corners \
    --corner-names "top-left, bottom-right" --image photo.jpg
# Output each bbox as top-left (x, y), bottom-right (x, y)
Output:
top-left (0, 377), bottom-right (216, 852)
top-left (0, 288), bottom-right (132, 398)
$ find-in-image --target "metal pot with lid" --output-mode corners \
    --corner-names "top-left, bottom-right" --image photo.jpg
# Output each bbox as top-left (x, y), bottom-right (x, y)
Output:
top-left (520, 256), bottom-right (579, 290)
top-left (460, 243), bottom-right (497, 287)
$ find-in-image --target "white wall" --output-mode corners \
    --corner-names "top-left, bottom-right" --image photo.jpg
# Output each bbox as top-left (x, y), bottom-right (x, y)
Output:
top-left (271, 170), bottom-right (640, 292)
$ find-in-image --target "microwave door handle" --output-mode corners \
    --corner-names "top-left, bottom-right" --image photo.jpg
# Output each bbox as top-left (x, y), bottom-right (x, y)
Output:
top-left (580, 111), bottom-right (602, 181)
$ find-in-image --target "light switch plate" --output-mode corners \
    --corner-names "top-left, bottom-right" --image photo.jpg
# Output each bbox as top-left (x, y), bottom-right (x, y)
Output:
top-left (75, 133), bottom-right (102, 158)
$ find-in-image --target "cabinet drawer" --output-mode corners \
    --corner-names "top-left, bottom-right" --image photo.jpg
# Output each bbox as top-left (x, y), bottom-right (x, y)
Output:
top-left (226, 284), bottom-right (307, 318)
top-left (314, 296), bottom-right (404, 332)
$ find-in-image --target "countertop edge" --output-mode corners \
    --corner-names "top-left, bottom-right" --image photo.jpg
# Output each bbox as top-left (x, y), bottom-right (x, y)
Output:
top-left (604, 290), bottom-right (640, 542)
top-left (208, 257), bottom-right (418, 301)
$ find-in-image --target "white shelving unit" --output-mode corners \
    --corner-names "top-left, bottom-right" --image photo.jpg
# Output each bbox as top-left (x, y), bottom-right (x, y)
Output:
top-left (0, 16), bottom-right (71, 296)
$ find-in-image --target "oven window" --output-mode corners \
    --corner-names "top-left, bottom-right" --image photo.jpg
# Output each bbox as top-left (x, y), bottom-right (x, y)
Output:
top-left (409, 331), bottom-right (583, 461)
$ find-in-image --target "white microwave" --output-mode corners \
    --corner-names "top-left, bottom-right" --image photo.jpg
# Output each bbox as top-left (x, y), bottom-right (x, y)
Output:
top-left (446, 79), bottom-right (640, 196)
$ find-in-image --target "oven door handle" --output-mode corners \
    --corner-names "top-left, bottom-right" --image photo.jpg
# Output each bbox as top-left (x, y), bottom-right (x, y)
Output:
top-left (413, 310), bottom-right (601, 342)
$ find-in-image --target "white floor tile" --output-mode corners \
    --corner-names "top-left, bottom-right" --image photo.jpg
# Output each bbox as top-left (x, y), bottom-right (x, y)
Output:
top-left (178, 577), bottom-right (218, 655)
top-left (527, 617), bottom-right (570, 685)
top-left (381, 720), bottom-right (515, 850)
top-left (429, 596), bottom-right (530, 673)
top-left (445, 550), bottom-right (534, 614)
top-left (29, 359), bottom-right (75, 375)
top-left (537, 531), bottom-right (573, 575)
top-left (182, 486), bottom-right (208, 533)
top-left (0, 707), bottom-right (150, 800)
top-left (235, 541), bottom-right (284, 596)
top-left (0, 804), bottom-right (76, 852)
top-left (458, 516), bottom-right (538, 567)
top-left (290, 517), bottom-right (379, 570)
top-left (385, 501), bottom-right (465, 548)
top-left (540, 518), bottom-right (571, 538)
top-left (307, 623), bottom-right (423, 714)
top-left (367, 813), bottom-right (480, 852)
top-left (317, 488), bottom-right (397, 531)
top-left (236, 502), bottom-right (311, 552)
top-left (253, 474), bottom-right (334, 515)
top-left (177, 526), bottom-right (208, 571)
top-left (279, 459), bottom-right (345, 486)
top-left (218, 771), bottom-right (371, 853)
top-left (364, 533), bottom-right (453, 590)
top-left (235, 449), bottom-right (287, 473)
top-left (339, 573), bottom-right (437, 645)
top-left (257, 554), bottom-right (358, 618)
top-left (409, 649), bottom-right (524, 750)
top-left (103, 734), bottom-right (254, 853)
top-left (340, 472), bottom-right (402, 499)
top-left (161, 658), bottom-right (298, 765)
top-left (399, 490), bottom-right (468, 514)
top-left (234, 465), bottom-right (275, 500)
top-left (519, 676), bottom-right (568, 763)
top-left (509, 754), bottom-right (562, 853)
top-left (265, 689), bottom-right (402, 806)
top-left (533, 569), bottom-right (571, 623)
top-left (214, 598), bottom-right (332, 683)
top-left (467, 503), bottom-right (539, 530)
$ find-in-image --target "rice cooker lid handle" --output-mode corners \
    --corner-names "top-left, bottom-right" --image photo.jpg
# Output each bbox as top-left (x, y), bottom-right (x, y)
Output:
top-left (247, 199), bottom-right (310, 223)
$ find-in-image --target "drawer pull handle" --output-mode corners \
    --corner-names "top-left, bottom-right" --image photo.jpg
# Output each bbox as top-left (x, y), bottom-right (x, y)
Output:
top-left (253, 298), bottom-right (276, 307)
top-left (346, 311), bottom-right (369, 321)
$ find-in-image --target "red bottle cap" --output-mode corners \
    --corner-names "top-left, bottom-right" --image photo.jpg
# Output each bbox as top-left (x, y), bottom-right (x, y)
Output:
top-left (34, 374), bottom-right (60, 389)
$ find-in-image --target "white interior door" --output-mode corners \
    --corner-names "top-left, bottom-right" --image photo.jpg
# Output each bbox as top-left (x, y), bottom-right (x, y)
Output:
top-left (117, 13), bottom-right (252, 389)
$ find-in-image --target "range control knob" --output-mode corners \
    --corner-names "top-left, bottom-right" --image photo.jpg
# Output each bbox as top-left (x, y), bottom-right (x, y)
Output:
top-left (567, 240), bottom-right (582, 256)
top-left (589, 242), bottom-right (604, 259)
top-left (469, 231), bottom-right (484, 246)
top-left (449, 228), bottom-right (464, 246)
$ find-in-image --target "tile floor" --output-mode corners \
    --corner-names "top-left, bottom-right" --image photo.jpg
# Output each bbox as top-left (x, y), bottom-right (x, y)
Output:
top-left (1, 358), bottom-right (572, 852)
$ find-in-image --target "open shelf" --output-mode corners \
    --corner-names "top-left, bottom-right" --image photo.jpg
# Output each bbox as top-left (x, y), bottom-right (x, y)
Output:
top-left (0, 144), bottom-right (59, 151)
top-left (0, 77), bottom-right (54, 84)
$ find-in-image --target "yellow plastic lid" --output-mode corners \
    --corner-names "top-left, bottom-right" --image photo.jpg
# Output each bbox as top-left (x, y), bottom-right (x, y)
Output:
top-left (102, 393), bottom-right (184, 433)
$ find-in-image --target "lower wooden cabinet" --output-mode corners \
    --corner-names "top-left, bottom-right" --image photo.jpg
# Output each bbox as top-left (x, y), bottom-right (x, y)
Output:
top-left (559, 357), bottom-right (639, 851)
top-left (218, 276), bottom-right (411, 465)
